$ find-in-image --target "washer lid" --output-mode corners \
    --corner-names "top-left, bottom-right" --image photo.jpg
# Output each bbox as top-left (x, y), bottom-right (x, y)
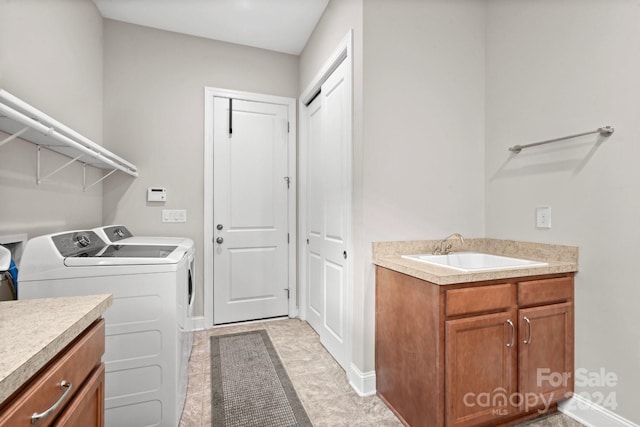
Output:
top-left (64, 244), bottom-right (184, 266)
top-left (95, 244), bottom-right (177, 258)
top-left (92, 225), bottom-right (194, 250)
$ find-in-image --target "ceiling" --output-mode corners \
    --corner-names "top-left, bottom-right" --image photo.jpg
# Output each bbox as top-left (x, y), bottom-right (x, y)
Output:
top-left (92, 0), bottom-right (329, 55)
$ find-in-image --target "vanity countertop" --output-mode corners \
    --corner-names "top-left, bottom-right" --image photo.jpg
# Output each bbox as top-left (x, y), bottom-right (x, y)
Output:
top-left (372, 238), bottom-right (578, 285)
top-left (0, 294), bottom-right (112, 403)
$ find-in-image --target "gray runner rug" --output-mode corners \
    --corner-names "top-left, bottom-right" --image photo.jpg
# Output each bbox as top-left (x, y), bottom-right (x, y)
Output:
top-left (210, 330), bottom-right (313, 427)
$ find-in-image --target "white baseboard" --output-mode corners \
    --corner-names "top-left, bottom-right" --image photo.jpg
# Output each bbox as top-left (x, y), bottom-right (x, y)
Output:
top-left (190, 316), bottom-right (206, 331)
top-left (559, 394), bottom-right (639, 427)
top-left (348, 363), bottom-right (376, 397)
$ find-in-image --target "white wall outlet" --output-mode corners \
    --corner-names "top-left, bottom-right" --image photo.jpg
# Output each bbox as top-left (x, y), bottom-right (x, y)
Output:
top-left (162, 209), bottom-right (187, 223)
top-left (536, 206), bottom-right (551, 229)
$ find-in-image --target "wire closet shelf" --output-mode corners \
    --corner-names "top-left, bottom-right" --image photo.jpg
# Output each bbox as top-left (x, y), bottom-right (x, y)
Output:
top-left (0, 89), bottom-right (138, 190)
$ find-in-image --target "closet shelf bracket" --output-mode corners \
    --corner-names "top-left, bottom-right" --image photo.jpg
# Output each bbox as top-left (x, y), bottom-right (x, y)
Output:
top-left (36, 146), bottom-right (84, 185)
top-left (0, 126), bottom-right (29, 148)
top-left (83, 165), bottom-right (117, 192)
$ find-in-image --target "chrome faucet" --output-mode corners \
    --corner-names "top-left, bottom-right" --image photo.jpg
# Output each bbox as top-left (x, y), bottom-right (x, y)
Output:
top-left (432, 233), bottom-right (465, 255)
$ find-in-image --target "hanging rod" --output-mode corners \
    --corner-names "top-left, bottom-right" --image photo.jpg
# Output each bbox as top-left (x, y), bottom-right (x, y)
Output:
top-left (508, 126), bottom-right (614, 154)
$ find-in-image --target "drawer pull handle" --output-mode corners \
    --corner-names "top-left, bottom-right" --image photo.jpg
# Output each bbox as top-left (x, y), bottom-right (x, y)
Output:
top-left (31, 380), bottom-right (72, 424)
top-left (523, 316), bottom-right (532, 344)
top-left (506, 319), bottom-right (515, 348)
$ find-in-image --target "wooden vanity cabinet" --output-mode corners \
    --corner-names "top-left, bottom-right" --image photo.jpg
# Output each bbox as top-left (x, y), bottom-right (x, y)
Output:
top-left (375, 267), bottom-right (574, 427)
top-left (0, 319), bottom-right (106, 427)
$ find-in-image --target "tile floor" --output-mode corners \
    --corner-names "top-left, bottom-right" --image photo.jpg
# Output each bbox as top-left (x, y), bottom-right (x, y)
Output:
top-left (179, 318), bottom-right (583, 427)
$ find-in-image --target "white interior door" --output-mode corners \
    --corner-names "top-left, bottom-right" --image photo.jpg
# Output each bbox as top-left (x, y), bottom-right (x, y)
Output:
top-left (213, 97), bottom-right (290, 324)
top-left (305, 59), bottom-right (351, 369)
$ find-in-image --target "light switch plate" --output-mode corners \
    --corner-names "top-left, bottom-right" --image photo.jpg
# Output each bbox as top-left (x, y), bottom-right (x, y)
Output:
top-left (536, 206), bottom-right (551, 229)
top-left (162, 209), bottom-right (187, 223)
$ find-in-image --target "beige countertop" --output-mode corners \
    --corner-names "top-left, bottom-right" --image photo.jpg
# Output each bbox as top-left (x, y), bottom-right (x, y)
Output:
top-left (372, 238), bottom-right (578, 285)
top-left (0, 294), bottom-right (112, 404)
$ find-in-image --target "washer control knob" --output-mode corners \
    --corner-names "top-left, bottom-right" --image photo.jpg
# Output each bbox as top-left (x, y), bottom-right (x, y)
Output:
top-left (114, 228), bottom-right (125, 238)
top-left (75, 235), bottom-right (90, 247)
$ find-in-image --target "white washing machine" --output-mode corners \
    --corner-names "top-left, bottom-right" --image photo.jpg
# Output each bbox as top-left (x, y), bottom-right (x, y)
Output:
top-left (19, 230), bottom-right (190, 427)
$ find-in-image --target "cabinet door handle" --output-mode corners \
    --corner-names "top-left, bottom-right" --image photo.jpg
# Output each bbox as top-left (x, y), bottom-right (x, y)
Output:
top-left (506, 319), bottom-right (515, 348)
top-left (523, 316), bottom-right (532, 344)
top-left (31, 380), bottom-right (72, 424)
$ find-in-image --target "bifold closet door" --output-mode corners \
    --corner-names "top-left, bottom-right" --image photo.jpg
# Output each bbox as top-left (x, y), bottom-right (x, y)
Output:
top-left (305, 59), bottom-right (350, 369)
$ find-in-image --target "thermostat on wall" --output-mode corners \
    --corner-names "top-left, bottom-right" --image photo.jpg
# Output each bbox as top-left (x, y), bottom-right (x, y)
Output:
top-left (147, 187), bottom-right (167, 202)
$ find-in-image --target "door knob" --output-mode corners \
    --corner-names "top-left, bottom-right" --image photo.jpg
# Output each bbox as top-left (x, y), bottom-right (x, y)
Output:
top-left (217, 224), bottom-right (223, 230)
top-left (216, 237), bottom-right (224, 244)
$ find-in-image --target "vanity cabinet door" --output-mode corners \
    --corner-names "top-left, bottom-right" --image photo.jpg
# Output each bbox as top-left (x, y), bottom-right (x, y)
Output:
top-left (54, 363), bottom-right (105, 427)
top-left (445, 310), bottom-right (518, 427)
top-left (518, 302), bottom-right (574, 412)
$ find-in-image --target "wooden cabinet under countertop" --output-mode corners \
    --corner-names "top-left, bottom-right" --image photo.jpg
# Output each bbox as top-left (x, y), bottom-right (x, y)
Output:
top-left (0, 319), bottom-right (105, 427)
top-left (376, 267), bottom-right (575, 427)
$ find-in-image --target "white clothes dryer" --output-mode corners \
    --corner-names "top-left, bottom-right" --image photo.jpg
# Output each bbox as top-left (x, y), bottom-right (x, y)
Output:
top-left (92, 225), bottom-right (196, 409)
top-left (91, 225), bottom-right (195, 330)
top-left (19, 230), bottom-right (189, 427)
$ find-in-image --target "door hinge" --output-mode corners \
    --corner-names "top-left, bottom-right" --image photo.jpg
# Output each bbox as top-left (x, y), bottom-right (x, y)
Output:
top-left (287, 233), bottom-right (290, 244)
top-left (287, 122), bottom-right (290, 133)
top-left (284, 176), bottom-right (291, 188)
top-left (285, 288), bottom-right (290, 299)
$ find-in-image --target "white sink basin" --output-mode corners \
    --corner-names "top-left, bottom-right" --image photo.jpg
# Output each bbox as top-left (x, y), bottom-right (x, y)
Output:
top-left (401, 252), bottom-right (548, 272)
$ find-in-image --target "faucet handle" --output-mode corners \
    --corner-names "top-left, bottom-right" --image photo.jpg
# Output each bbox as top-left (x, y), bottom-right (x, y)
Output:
top-left (432, 233), bottom-right (464, 255)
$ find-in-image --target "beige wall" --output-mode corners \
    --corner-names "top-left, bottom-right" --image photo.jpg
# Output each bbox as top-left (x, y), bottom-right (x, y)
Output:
top-left (102, 20), bottom-right (299, 317)
top-left (361, 0), bottom-right (487, 372)
top-left (485, 0), bottom-right (640, 421)
top-left (0, 0), bottom-right (105, 239)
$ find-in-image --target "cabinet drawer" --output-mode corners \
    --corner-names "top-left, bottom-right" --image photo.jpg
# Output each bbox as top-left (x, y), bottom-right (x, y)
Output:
top-left (446, 283), bottom-right (515, 317)
top-left (0, 320), bottom-right (105, 427)
top-left (518, 277), bottom-right (573, 307)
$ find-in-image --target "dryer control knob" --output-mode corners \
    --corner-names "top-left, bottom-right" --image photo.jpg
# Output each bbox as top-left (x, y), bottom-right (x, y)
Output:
top-left (75, 235), bottom-right (90, 247)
